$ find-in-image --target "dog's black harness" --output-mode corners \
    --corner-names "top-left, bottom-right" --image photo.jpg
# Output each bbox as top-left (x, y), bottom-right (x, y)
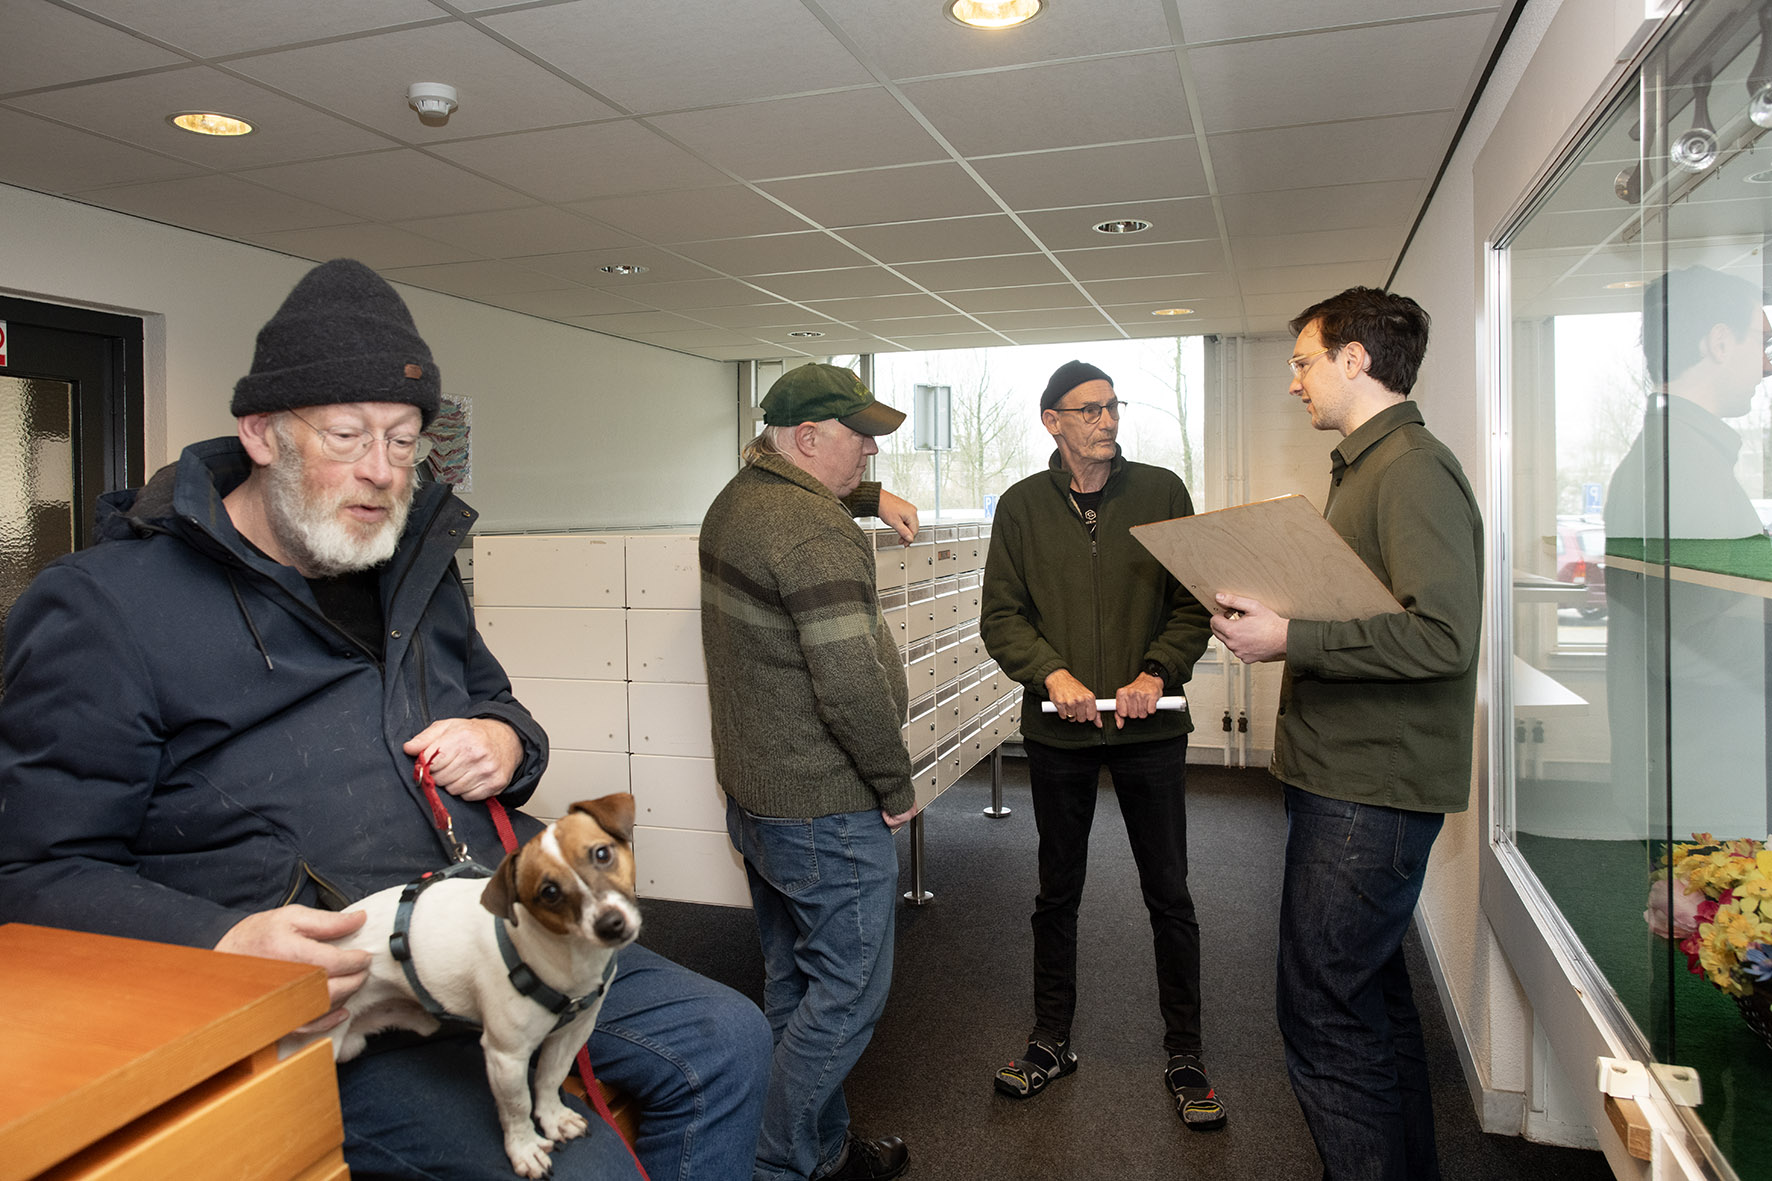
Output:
top-left (389, 861), bottom-right (619, 1034)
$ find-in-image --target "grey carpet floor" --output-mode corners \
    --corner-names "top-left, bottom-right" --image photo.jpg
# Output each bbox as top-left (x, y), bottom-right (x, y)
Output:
top-left (635, 759), bottom-right (1615, 1181)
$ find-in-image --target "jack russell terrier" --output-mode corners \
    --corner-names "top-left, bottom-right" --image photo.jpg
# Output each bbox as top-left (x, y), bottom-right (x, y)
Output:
top-left (303, 794), bottom-right (642, 1178)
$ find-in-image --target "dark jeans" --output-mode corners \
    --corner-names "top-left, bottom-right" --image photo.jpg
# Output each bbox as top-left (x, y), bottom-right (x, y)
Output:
top-left (1276, 784), bottom-right (1445, 1181)
top-left (1024, 734), bottom-right (1202, 1056)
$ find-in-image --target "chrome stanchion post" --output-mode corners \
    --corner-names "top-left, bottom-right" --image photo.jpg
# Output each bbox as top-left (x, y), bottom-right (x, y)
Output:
top-left (902, 811), bottom-right (934, 906)
top-left (983, 746), bottom-right (1011, 818)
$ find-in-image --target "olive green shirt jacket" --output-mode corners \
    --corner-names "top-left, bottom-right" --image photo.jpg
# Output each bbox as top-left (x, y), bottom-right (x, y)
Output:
top-left (981, 448), bottom-right (1212, 750)
top-left (1274, 401), bottom-right (1484, 813)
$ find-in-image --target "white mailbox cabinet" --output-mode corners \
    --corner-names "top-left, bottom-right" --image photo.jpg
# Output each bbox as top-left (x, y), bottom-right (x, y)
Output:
top-left (474, 520), bottom-right (1018, 907)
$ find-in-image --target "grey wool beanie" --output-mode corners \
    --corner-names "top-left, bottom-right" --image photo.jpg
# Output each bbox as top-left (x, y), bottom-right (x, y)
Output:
top-left (231, 258), bottom-right (441, 425)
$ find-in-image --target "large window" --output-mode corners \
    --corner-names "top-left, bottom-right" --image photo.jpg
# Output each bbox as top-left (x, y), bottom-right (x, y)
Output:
top-left (869, 338), bottom-right (1206, 519)
top-left (1499, 0), bottom-right (1772, 1169)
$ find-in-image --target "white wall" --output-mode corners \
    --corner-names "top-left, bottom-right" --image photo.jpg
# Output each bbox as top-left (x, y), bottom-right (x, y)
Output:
top-left (1389, 0), bottom-right (1656, 1144)
top-left (0, 181), bottom-right (738, 532)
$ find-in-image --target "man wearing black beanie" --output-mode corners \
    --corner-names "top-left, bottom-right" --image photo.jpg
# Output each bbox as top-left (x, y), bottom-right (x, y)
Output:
top-left (980, 359), bottom-right (1222, 1131)
top-left (0, 258), bottom-right (771, 1181)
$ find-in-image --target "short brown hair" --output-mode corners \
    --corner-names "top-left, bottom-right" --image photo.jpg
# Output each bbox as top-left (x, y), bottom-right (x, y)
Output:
top-left (1290, 287), bottom-right (1431, 396)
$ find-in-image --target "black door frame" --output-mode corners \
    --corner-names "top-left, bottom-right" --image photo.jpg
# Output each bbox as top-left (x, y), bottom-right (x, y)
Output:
top-left (0, 296), bottom-right (146, 547)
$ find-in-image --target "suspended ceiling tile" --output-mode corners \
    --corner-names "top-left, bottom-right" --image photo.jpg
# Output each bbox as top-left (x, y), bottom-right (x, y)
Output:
top-left (896, 253), bottom-right (1069, 291)
top-left (762, 162), bottom-right (999, 229)
top-left (970, 139), bottom-right (1206, 211)
top-left (381, 258), bottom-right (579, 297)
top-left (1019, 197), bottom-right (1219, 251)
top-left (697, 343), bottom-right (798, 361)
top-left (1102, 296), bottom-right (1241, 322)
top-left (8, 66), bottom-right (393, 169)
top-left (482, 0), bottom-right (872, 113)
top-left (877, 332), bottom-right (1012, 352)
top-left (1210, 113), bottom-right (1451, 195)
top-left (649, 88), bottom-right (947, 180)
top-left (854, 313), bottom-right (982, 335)
top-left (1232, 227), bottom-right (1402, 272)
top-left (1055, 239), bottom-right (1224, 282)
top-left (1005, 326), bottom-right (1133, 346)
top-left (1237, 260), bottom-right (1389, 296)
top-left (231, 23), bottom-right (618, 142)
top-left (1083, 273), bottom-right (1238, 304)
top-left (563, 309), bottom-right (713, 335)
top-left (0, 108), bottom-right (201, 193)
top-left (1176, 0), bottom-right (1497, 44)
top-left (1220, 179), bottom-right (1427, 237)
top-left (394, 206), bottom-right (639, 257)
top-left (753, 267), bottom-right (918, 302)
top-left (1241, 290), bottom-right (1337, 319)
top-left (520, 246), bottom-right (720, 287)
top-left (976, 308), bottom-right (1116, 332)
top-left (837, 215), bottom-right (1036, 264)
top-left (613, 277), bottom-right (779, 311)
top-left (0, 2), bottom-right (183, 93)
top-left (1188, 14), bottom-right (1490, 135)
top-left (482, 287), bottom-right (653, 319)
top-left (67, 0), bottom-right (449, 57)
top-left (612, 327), bottom-right (768, 350)
top-left (673, 232), bottom-right (869, 276)
top-left (429, 121), bottom-right (730, 205)
top-left (691, 302), bottom-right (836, 329)
top-left (799, 292), bottom-right (954, 321)
top-left (903, 53), bottom-right (1190, 157)
top-left (244, 222), bottom-right (478, 270)
top-left (944, 284), bottom-right (1093, 314)
top-left (238, 150), bottom-right (534, 223)
top-left (566, 186), bottom-right (811, 243)
top-left (819, 0), bottom-right (1174, 81)
top-left (77, 172), bottom-right (359, 235)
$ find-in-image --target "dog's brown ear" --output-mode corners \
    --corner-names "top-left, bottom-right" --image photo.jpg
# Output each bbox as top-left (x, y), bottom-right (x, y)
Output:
top-left (480, 848), bottom-right (523, 923)
top-left (571, 793), bottom-right (635, 844)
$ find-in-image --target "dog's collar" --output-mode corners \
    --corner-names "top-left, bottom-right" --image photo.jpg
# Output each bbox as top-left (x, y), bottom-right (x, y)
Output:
top-left (494, 917), bottom-right (619, 1031)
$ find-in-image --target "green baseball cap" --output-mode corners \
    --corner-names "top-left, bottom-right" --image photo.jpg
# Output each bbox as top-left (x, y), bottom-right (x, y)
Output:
top-left (760, 363), bottom-right (906, 436)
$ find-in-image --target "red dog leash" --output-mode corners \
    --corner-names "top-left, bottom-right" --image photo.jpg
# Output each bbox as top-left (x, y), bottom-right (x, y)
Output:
top-left (413, 753), bottom-right (649, 1180)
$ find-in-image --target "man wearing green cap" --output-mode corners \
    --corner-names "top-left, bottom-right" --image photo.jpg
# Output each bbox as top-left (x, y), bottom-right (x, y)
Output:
top-left (700, 363), bottom-right (917, 1181)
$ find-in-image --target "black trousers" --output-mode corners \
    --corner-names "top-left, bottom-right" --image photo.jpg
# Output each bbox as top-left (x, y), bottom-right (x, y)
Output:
top-left (1024, 733), bottom-right (1203, 1056)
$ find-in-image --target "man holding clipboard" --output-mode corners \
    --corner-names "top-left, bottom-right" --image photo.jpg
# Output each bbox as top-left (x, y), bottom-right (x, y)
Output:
top-left (1212, 288), bottom-right (1482, 1181)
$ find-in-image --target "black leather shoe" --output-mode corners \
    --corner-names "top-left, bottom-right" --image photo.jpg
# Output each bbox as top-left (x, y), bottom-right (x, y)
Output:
top-left (818, 1132), bottom-right (910, 1181)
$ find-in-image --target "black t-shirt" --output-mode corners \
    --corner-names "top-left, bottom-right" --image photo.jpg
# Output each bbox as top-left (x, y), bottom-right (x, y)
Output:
top-left (239, 536), bottom-right (384, 653)
top-left (1071, 487), bottom-right (1104, 536)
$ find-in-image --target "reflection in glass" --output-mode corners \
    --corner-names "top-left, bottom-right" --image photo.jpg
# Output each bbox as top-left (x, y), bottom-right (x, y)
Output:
top-left (0, 376), bottom-right (76, 680)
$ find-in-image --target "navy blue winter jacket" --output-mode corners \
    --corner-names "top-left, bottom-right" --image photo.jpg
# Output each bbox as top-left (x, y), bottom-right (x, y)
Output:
top-left (0, 437), bottom-right (549, 949)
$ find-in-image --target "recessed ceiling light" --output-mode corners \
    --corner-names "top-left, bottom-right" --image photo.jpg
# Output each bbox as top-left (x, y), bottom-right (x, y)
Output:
top-left (1151, 307), bottom-right (1194, 316)
top-left (599, 264), bottom-right (648, 275)
top-left (168, 112), bottom-right (253, 137)
top-left (788, 331), bottom-right (825, 338)
top-left (1604, 280), bottom-right (1648, 289)
top-left (1747, 168), bottom-right (1772, 184)
top-left (946, 0), bottom-right (1044, 30)
top-left (1093, 219), bottom-right (1151, 235)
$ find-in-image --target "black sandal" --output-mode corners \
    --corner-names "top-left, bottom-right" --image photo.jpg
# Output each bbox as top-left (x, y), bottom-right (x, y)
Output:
top-left (1165, 1054), bottom-right (1227, 1130)
top-left (993, 1035), bottom-right (1078, 1099)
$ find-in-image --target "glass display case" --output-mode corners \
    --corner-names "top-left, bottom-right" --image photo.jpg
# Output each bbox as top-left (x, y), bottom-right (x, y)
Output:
top-left (1500, 0), bottom-right (1772, 1172)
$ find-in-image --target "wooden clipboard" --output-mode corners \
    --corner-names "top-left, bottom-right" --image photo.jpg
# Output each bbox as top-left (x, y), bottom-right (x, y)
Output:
top-left (1131, 494), bottom-right (1403, 620)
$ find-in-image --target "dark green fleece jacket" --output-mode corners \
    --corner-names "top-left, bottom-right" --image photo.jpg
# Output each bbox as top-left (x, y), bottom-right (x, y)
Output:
top-left (981, 448), bottom-right (1212, 749)
top-left (700, 453), bottom-right (913, 818)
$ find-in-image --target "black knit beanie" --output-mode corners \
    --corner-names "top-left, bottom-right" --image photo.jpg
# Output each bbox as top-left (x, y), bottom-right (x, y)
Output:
top-left (1040, 359), bottom-right (1112, 410)
top-left (231, 259), bottom-right (441, 426)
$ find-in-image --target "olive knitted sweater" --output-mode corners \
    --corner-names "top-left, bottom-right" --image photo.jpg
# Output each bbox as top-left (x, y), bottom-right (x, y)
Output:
top-left (699, 453), bottom-right (913, 818)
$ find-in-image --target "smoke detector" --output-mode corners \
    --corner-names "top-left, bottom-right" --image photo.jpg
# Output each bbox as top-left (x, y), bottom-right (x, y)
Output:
top-left (407, 83), bottom-right (458, 124)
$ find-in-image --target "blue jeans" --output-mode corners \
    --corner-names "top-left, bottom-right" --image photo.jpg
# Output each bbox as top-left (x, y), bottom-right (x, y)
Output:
top-left (725, 799), bottom-right (899, 1181)
top-left (338, 942), bottom-right (772, 1181)
top-left (1024, 735), bottom-right (1202, 1055)
top-left (1276, 784), bottom-right (1445, 1181)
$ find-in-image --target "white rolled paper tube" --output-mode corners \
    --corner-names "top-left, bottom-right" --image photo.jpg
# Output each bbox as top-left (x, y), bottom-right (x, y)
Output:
top-left (1042, 695), bottom-right (1187, 713)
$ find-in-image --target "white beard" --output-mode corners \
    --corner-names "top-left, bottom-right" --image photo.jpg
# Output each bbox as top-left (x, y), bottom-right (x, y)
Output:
top-left (264, 422), bottom-right (414, 576)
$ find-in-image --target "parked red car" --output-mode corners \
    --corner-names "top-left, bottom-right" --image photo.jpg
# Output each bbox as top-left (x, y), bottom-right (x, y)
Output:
top-left (1556, 519), bottom-right (1607, 618)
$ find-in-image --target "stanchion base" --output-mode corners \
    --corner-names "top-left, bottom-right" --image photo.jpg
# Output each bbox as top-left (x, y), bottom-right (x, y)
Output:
top-left (902, 889), bottom-right (935, 906)
top-left (982, 805), bottom-right (1012, 818)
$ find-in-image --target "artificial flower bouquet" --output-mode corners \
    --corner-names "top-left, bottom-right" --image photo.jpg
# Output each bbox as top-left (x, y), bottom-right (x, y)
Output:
top-left (1646, 834), bottom-right (1772, 998)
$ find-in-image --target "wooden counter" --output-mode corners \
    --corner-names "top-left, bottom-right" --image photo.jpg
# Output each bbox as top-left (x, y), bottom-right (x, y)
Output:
top-left (0, 923), bottom-right (342, 1181)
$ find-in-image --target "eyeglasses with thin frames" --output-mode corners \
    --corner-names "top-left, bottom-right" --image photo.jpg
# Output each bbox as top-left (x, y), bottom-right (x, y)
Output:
top-left (1287, 347), bottom-right (1332, 378)
top-left (287, 409), bottom-right (434, 468)
top-left (1049, 398), bottom-right (1128, 425)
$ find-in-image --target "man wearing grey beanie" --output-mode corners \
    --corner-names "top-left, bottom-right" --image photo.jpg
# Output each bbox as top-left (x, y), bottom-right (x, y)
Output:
top-left (0, 258), bottom-right (771, 1181)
